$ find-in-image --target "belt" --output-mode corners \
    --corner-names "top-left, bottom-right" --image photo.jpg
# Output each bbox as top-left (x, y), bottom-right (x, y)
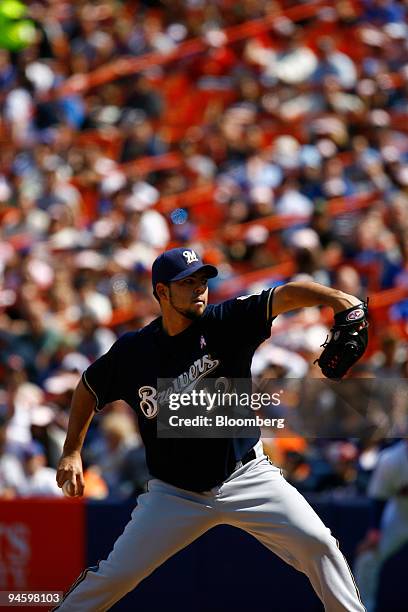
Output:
top-left (234, 447), bottom-right (257, 471)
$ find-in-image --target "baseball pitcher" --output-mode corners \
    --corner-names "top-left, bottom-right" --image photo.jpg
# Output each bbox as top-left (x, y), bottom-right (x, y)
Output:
top-left (54, 247), bottom-right (368, 611)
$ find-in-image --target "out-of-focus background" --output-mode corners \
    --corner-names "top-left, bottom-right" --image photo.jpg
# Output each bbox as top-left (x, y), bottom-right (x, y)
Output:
top-left (0, 0), bottom-right (408, 610)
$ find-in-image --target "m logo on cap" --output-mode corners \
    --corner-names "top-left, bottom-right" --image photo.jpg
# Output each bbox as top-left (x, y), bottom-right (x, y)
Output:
top-left (183, 250), bottom-right (199, 265)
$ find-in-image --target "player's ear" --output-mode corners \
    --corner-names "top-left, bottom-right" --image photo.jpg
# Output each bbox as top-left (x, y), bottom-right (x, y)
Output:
top-left (156, 282), bottom-right (169, 303)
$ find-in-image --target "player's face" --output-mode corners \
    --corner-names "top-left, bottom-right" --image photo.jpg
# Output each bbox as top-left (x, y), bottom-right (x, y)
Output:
top-left (168, 271), bottom-right (209, 319)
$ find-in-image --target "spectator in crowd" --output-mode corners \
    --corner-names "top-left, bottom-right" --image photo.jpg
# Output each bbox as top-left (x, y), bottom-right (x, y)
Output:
top-left (85, 411), bottom-right (146, 498)
top-left (0, 0), bottom-right (407, 501)
top-left (0, 414), bottom-right (26, 498)
top-left (20, 440), bottom-right (62, 497)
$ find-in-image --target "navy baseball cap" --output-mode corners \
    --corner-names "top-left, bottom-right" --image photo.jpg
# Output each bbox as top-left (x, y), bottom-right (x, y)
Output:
top-left (152, 248), bottom-right (218, 297)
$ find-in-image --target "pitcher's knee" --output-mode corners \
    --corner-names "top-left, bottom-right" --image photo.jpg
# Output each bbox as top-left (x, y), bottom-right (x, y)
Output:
top-left (97, 562), bottom-right (142, 589)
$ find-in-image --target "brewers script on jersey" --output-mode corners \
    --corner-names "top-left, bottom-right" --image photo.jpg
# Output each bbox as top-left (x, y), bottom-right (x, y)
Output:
top-left (54, 247), bottom-right (365, 611)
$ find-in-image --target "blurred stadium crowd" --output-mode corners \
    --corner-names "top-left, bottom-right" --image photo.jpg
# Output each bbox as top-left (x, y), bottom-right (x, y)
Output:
top-left (1, 0), bottom-right (408, 501)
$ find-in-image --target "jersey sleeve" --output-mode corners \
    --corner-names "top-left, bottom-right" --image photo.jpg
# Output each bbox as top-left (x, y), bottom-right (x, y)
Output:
top-left (82, 333), bottom-right (131, 412)
top-left (215, 287), bottom-right (276, 348)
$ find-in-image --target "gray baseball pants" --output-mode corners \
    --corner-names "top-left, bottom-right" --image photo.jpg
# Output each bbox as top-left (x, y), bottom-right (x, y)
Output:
top-left (55, 442), bottom-right (365, 611)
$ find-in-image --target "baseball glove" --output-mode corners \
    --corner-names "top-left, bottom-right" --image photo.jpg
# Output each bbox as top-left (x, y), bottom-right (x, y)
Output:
top-left (314, 300), bottom-right (369, 379)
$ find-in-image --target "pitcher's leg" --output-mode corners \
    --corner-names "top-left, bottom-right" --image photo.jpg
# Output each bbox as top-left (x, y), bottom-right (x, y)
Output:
top-left (55, 481), bottom-right (217, 611)
top-left (221, 457), bottom-right (365, 612)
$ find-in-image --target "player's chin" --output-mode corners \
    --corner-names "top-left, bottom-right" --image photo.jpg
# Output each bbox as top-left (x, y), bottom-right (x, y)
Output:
top-left (189, 302), bottom-right (206, 317)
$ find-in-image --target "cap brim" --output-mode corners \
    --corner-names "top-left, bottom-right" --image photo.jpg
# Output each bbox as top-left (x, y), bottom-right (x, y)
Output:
top-left (170, 263), bottom-right (218, 282)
